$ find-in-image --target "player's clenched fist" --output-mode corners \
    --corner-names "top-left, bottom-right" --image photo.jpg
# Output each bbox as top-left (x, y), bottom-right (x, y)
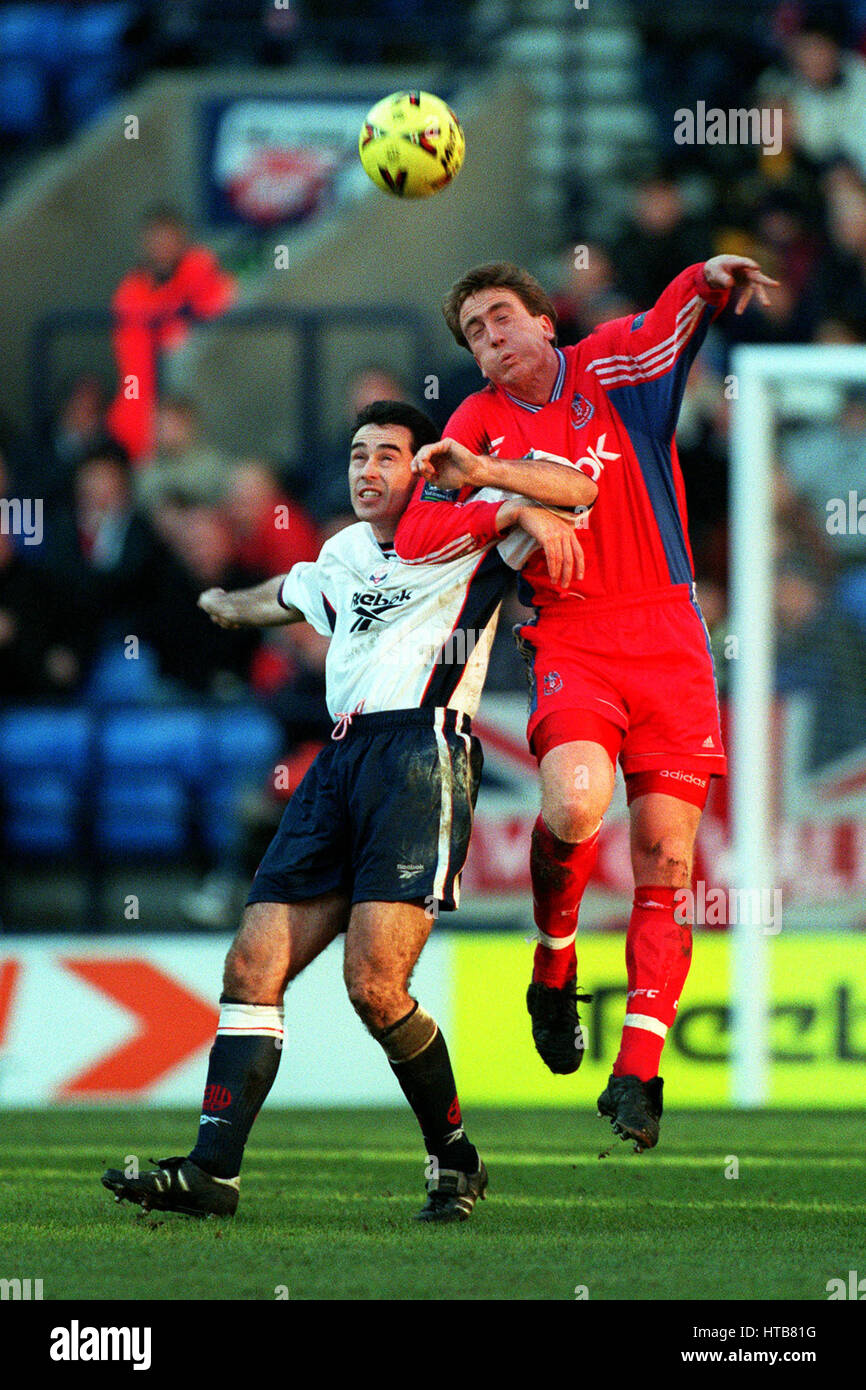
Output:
top-left (411, 437), bottom-right (482, 489)
top-left (198, 587), bottom-right (241, 627)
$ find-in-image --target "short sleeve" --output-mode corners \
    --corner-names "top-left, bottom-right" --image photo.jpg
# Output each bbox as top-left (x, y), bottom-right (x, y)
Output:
top-left (279, 563), bottom-right (335, 636)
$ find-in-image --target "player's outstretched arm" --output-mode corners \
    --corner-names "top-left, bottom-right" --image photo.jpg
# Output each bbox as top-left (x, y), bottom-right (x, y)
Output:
top-left (198, 576), bottom-right (302, 628)
top-left (412, 438), bottom-right (598, 510)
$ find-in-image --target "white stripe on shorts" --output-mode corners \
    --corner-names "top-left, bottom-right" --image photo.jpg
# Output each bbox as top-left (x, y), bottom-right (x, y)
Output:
top-left (432, 708), bottom-right (454, 902)
top-left (451, 716), bottom-right (473, 909)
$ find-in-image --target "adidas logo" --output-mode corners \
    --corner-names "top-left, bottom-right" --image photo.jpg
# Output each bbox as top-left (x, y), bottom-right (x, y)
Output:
top-left (702, 736), bottom-right (714, 748)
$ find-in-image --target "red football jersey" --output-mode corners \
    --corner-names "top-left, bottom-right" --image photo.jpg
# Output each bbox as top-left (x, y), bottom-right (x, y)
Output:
top-left (394, 263), bottom-right (729, 607)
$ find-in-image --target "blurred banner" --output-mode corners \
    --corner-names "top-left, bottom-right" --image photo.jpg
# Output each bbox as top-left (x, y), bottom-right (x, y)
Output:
top-left (468, 695), bottom-right (866, 930)
top-left (453, 933), bottom-right (866, 1108)
top-left (1, 931), bottom-right (863, 1107)
top-left (0, 935), bottom-right (451, 1108)
top-left (203, 94), bottom-right (378, 226)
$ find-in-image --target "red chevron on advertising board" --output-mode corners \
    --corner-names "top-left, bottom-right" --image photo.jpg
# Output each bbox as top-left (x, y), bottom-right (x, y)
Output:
top-left (56, 960), bottom-right (219, 1097)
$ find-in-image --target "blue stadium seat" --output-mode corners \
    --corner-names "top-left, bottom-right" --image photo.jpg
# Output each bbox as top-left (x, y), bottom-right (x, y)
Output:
top-left (83, 640), bottom-right (160, 706)
top-left (0, 702), bottom-right (283, 860)
top-left (96, 774), bottom-right (187, 855)
top-left (95, 708), bottom-right (208, 856)
top-left (199, 706), bottom-right (282, 854)
top-left (0, 708), bottom-right (91, 854)
top-left (4, 769), bottom-right (80, 854)
top-left (212, 706), bottom-right (282, 772)
top-left (837, 568), bottom-right (866, 635)
top-left (100, 708), bottom-right (208, 781)
top-left (64, 3), bottom-right (132, 56)
top-left (0, 64), bottom-right (48, 137)
top-left (199, 783), bottom-right (242, 857)
top-left (61, 5), bottom-right (134, 125)
top-left (0, 5), bottom-right (66, 62)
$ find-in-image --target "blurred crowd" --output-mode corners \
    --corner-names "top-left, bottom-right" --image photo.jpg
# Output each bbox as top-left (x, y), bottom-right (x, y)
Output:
top-left (2, 0), bottom-right (865, 772)
top-left (552, 0), bottom-right (866, 764)
top-left (0, 0), bottom-right (475, 187)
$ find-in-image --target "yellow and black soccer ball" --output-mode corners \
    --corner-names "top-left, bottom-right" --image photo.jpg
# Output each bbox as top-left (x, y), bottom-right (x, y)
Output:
top-left (359, 90), bottom-right (465, 198)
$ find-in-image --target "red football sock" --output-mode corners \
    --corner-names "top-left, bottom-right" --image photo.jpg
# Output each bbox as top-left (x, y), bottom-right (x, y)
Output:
top-left (613, 885), bottom-right (693, 1081)
top-left (530, 814), bottom-right (601, 988)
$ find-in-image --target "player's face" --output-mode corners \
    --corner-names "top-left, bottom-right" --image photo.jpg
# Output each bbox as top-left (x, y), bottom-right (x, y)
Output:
top-left (348, 424), bottom-right (417, 540)
top-left (459, 287), bottom-right (556, 389)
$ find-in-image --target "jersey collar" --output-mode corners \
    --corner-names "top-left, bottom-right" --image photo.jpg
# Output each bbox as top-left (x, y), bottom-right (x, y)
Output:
top-left (364, 526), bottom-right (396, 557)
top-left (501, 348), bottom-right (566, 413)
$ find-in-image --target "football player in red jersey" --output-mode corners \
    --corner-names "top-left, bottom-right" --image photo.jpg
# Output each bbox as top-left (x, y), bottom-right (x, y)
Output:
top-left (394, 254), bottom-right (777, 1150)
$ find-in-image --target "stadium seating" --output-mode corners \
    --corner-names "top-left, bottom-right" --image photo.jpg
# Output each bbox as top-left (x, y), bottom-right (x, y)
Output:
top-left (0, 707), bottom-right (91, 853)
top-left (837, 567), bottom-right (866, 635)
top-left (198, 706), bottom-right (282, 854)
top-left (95, 707), bottom-right (208, 857)
top-left (82, 641), bottom-right (161, 706)
top-left (0, 3), bottom-right (132, 140)
top-left (0, 700), bottom-right (282, 863)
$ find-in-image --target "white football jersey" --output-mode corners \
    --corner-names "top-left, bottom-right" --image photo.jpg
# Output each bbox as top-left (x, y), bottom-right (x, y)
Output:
top-left (279, 490), bottom-right (535, 720)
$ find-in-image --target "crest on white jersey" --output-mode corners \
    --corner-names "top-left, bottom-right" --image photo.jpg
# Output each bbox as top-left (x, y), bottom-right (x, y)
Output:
top-left (367, 562), bottom-right (395, 585)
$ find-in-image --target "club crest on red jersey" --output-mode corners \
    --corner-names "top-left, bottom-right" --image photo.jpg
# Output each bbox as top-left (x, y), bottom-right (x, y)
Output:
top-left (543, 670), bottom-right (563, 695)
top-left (570, 392), bottom-right (595, 430)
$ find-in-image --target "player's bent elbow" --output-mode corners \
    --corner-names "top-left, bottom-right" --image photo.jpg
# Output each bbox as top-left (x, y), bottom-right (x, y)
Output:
top-left (573, 477), bottom-right (598, 508)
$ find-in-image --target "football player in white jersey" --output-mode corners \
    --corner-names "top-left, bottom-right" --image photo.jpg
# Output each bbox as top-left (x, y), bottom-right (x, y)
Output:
top-left (102, 401), bottom-right (594, 1223)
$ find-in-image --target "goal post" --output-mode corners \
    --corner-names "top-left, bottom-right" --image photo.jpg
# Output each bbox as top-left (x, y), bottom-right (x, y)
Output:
top-left (728, 345), bottom-right (866, 1106)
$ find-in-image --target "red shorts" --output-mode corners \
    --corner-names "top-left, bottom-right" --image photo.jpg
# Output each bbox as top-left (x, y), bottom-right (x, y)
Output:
top-left (518, 583), bottom-right (727, 780)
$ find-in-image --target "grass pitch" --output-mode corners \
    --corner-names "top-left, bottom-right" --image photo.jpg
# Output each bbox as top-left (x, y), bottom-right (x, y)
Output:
top-left (1, 1107), bottom-right (862, 1301)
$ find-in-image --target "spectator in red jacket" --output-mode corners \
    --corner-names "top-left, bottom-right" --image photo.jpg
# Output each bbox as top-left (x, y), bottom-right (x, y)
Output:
top-left (222, 458), bottom-right (320, 580)
top-left (107, 206), bottom-right (237, 461)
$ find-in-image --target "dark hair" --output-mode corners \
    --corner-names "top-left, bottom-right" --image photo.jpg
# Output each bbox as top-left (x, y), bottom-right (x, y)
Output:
top-left (78, 439), bottom-right (131, 474)
top-left (798, 17), bottom-right (844, 45)
top-left (142, 204), bottom-right (186, 230)
top-left (351, 400), bottom-right (440, 455)
top-left (442, 261), bottom-right (558, 349)
top-left (158, 393), bottom-right (199, 419)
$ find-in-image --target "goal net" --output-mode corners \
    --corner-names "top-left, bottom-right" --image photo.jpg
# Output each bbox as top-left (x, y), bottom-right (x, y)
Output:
top-left (729, 345), bottom-right (866, 1104)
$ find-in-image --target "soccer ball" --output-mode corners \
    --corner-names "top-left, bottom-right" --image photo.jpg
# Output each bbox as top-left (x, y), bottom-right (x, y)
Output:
top-left (358, 90), bottom-right (465, 198)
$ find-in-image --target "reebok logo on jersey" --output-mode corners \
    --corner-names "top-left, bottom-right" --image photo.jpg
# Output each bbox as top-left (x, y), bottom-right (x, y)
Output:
top-left (350, 588), bottom-right (412, 631)
top-left (576, 433), bottom-right (620, 482)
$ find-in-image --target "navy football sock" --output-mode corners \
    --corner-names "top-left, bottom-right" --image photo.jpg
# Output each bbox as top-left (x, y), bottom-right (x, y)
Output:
top-left (382, 1005), bottom-right (478, 1173)
top-left (189, 1001), bottom-right (284, 1179)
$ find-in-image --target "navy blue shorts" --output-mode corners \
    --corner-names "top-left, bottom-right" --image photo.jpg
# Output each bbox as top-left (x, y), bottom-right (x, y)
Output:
top-left (247, 708), bottom-right (483, 912)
